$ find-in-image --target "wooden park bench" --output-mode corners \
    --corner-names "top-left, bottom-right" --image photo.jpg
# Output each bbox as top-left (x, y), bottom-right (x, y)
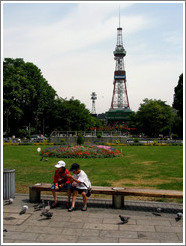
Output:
top-left (29, 183), bottom-right (183, 208)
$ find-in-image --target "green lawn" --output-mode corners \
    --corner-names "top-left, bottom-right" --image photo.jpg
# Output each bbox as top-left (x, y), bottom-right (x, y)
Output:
top-left (3, 145), bottom-right (183, 197)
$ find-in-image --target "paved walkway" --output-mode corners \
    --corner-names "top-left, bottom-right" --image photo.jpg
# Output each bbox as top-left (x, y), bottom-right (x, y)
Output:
top-left (3, 194), bottom-right (183, 244)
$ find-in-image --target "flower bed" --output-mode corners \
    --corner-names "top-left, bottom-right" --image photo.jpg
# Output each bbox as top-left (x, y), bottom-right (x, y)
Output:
top-left (41, 145), bottom-right (122, 158)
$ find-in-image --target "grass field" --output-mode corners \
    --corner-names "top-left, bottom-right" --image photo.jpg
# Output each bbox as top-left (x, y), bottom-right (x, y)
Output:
top-left (3, 145), bottom-right (183, 201)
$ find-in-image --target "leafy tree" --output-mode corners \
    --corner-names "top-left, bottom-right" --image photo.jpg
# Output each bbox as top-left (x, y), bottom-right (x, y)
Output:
top-left (51, 97), bottom-right (101, 131)
top-left (173, 73), bottom-right (183, 118)
top-left (171, 112), bottom-right (183, 139)
top-left (135, 99), bottom-right (175, 137)
top-left (3, 58), bottom-right (56, 136)
top-left (171, 74), bottom-right (183, 139)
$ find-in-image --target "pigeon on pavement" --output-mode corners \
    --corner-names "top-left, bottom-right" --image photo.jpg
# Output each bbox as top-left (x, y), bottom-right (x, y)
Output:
top-left (175, 212), bottom-right (183, 222)
top-left (4, 198), bottom-right (14, 205)
top-left (119, 215), bottom-right (130, 224)
top-left (43, 201), bottom-right (50, 212)
top-left (19, 205), bottom-right (28, 215)
top-left (34, 200), bottom-right (45, 211)
top-left (40, 211), bottom-right (53, 219)
top-left (157, 207), bottom-right (163, 213)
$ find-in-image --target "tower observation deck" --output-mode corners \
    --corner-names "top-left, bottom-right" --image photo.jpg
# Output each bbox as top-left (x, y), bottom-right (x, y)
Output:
top-left (106, 23), bottom-right (133, 126)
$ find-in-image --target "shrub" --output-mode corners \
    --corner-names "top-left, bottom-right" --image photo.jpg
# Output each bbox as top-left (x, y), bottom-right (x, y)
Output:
top-left (134, 138), bottom-right (139, 143)
top-left (172, 134), bottom-right (179, 140)
top-left (42, 139), bottom-right (48, 144)
top-left (153, 140), bottom-right (158, 146)
top-left (96, 133), bottom-right (102, 139)
top-left (77, 135), bottom-right (85, 145)
top-left (60, 139), bottom-right (66, 145)
top-left (3, 143), bottom-right (19, 146)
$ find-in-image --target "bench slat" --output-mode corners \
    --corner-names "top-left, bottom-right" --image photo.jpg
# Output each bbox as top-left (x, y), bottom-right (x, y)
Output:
top-left (29, 184), bottom-right (183, 199)
top-left (91, 186), bottom-right (183, 198)
top-left (30, 183), bottom-right (52, 191)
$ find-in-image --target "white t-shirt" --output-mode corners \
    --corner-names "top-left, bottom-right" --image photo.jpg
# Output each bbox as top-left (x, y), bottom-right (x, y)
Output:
top-left (72, 170), bottom-right (91, 189)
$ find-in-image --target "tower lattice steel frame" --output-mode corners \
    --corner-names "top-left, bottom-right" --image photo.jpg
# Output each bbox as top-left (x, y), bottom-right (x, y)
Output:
top-left (110, 25), bottom-right (130, 110)
top-left (91, 92), bottom-right (97, 114)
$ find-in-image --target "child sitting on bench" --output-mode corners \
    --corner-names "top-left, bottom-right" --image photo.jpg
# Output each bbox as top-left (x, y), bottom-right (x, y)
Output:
top-left (51, 160), bottom-right (71, 208)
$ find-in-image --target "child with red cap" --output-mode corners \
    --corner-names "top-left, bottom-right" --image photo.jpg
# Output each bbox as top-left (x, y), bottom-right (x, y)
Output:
top-left (51, 160), bottom-right (71, 208)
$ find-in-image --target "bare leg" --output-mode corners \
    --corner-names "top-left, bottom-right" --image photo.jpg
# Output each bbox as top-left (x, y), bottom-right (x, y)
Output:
top-left (82, 192), bottom-right (87, 207)
top-left (67, 189), bottom-right (71, 205)
top-left (71, 190), bottom-right (78, 208)
top-left (52, 189), bottom-right (57, 203)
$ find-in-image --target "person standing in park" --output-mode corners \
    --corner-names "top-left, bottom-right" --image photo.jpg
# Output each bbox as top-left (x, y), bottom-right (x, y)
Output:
top-left (67, 163), bottom-right (91, 212)
top-left (51, 160), bottom-right (71, 208)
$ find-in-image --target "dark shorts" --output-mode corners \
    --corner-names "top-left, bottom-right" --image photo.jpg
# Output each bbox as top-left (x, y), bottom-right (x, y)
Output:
top-left (51, 183), bottom-right (72, 191)
top-left (71, 187), bottom-right (87, 194)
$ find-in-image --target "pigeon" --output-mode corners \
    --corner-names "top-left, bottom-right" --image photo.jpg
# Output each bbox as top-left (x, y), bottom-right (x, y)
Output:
top-left (4, 198), bottom-right (14, 205)
top-left (175, 212), bottom-right (183, 222)
top-left (40, 211), bottom-right (53, 219)
top-left (152, 212), bottom-right (161, 216)
top-left (19, 205), bottom-right (28, 215)
top-left (43, 201), bottom-right (50, 213)
top-left (34, 200), bottom-right (45, 211)
top-left (119, 215), bottom-right (130, 224)
top-left (157, 208), bottom-right (163, 213)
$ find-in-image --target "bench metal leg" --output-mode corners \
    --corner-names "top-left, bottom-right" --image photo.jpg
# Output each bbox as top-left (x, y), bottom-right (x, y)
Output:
top-left (29, 187), bottom-right (41, 203)
top-left (112, 195), bottom-right (124, 209)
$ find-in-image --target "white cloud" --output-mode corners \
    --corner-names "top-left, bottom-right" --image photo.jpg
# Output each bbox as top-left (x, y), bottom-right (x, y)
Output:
top-left (3, 3), bottom-right (183, 114)
top-left (3, 2), bottom-right (148, 60)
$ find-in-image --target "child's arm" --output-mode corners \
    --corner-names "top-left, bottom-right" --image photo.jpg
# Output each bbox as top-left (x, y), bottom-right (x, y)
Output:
top-left (66, 174), bottom-right (81, 184)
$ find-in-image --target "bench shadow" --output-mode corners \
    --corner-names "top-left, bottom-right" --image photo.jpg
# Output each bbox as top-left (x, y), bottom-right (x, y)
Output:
top-left (24, 197), bottom-right (183, 214)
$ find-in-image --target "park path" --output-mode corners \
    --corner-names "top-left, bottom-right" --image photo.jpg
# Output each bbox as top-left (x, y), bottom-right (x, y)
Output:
top-left (3, 194), bottom-right (183, 244)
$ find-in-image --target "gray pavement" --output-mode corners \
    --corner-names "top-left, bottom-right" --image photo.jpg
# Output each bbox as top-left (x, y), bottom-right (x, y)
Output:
top-left (3, 193), bottom-right (183, 244)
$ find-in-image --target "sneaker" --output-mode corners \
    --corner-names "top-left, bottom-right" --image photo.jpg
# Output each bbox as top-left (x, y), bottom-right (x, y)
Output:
top-left (68, 207), bottom-right (75, 212)
top-left (81, 206), bottom-right (87, 211)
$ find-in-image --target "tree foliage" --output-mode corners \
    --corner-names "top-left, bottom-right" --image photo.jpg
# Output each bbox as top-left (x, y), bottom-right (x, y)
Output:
top-left (173, 73), bottom-right (183, 118)
top-left (3, 58), bottom-right (102, 137)
top-left (3, 58), bottom-right (57, 136)
top-left (172, 73), bottom-right (183, 138)
top-left (135, 99), bottom-right (175, 137)
top-left (50, 97), bottom-right (101, 131)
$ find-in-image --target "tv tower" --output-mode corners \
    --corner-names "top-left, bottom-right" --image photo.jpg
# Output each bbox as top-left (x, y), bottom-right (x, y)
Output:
top-left (110, 13), bottom-right (130, 109)
top-left (91, 92), bottom-right (97, 115)
top-left (106, 10), bottom-right (133, 126)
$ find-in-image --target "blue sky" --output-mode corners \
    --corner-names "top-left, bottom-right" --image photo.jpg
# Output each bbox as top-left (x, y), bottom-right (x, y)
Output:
top-left (2, 1), bottom-right (184, 114)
